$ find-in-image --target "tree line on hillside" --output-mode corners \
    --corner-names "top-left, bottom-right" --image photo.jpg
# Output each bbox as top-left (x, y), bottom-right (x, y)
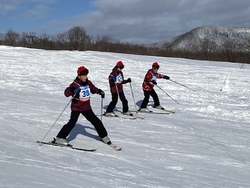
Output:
top-left (0, 26), bottom-right (249, 64)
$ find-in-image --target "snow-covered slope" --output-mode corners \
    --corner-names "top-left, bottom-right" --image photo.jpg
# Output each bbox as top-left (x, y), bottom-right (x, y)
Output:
top-left (0, 46), bottom-right (250, 188)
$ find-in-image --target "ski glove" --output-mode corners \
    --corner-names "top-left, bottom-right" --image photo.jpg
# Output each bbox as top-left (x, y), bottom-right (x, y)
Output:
top-left (72, 87), bottom-right (80, 94)
top-left (152, 80), bottom-right (157, 85)
top-left (163, 75), bottom-right (170, 80)
top-left (127, 78), bottom-right (131, 83)
top-left (111, 76), bottom-right (116, 82)
top-left (98, 89), bottom-right (105, 98)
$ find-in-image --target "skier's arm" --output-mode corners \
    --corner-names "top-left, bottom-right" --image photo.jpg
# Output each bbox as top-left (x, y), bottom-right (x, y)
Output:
top-left (64, 82), bottom-right (79, 97)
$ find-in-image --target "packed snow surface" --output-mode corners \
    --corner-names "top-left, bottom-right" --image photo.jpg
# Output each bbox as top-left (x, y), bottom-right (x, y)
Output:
top-left (0, 46), bottom-right (249, 188)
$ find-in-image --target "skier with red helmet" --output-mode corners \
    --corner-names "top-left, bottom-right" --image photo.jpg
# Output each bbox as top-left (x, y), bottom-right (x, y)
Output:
top-left (53, 66), bottom-right (112, 146)
top-left (139, 62), bottom-right (170, 112)
top-left (105, 61), bottom-right (132, 116)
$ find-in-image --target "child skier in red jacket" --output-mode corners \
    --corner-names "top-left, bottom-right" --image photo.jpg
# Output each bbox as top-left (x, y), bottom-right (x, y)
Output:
top-left (105, 61), bottom-right (132, 116)
top-left (139, 62), bottom-right (170, 112)
top-left (54, 66), bottom-right (112, 145)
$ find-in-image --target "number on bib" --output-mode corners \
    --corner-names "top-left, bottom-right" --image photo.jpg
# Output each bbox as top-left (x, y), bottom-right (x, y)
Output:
top-left (79, 85), bottom-right (91, 102)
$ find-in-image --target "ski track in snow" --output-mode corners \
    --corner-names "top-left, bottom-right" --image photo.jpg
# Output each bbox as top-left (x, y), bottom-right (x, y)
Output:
top-left (0, 46), bottom-right (250, 188)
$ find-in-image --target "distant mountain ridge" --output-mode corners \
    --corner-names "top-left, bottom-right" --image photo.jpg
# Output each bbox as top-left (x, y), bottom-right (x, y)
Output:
top-left (155, 26), bottom-right (250, 52)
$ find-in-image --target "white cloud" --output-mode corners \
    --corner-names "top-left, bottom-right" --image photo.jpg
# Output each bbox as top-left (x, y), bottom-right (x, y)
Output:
top-left (25, 5), bottom-right (48, 19)
top-left (0, 0), bottom-right (23, 14)
top-left (3, 0), bottom-right (250, 44)
top-left (77, 0), bottom-right (250, 44)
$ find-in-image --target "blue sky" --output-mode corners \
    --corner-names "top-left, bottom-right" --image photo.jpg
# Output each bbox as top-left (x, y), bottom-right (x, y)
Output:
top-left (1, 0), bottom-right (250, 44)
top-left (1, 0), bottom-right (96, 35)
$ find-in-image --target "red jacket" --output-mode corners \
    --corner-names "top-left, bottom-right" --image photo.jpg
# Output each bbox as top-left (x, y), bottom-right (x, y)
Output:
top-left (108, 67), bottom-right (128, 93)
top-left (142, 69), bottom-right (164, 91)
top-left (64, 77), bottom-right (99, 112)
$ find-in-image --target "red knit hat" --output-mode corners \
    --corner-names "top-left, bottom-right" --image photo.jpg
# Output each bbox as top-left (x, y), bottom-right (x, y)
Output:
top-left (116, 61), bottom-right (124, 69)
top-left (77, 66), bottom-right (89, 75)
top-left (152, 62), bottom-right (160, 69)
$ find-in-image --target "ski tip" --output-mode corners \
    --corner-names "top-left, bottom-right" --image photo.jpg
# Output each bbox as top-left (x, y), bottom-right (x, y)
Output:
top-left (114, 147), bottom-right (122, 151)
top-left (110, 144), bottom-right (122, 151)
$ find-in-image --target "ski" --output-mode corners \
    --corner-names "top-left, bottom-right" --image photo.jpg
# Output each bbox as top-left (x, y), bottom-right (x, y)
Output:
top-left (147, 104), bottom-right (175, 113)
top-left (129, 115), bottom-right (144, 119)
top-left (102, 114), bottom-right (120, 118)
top-left (109, 143), bottom-right (122, 151)
top-left (36, 141), bottom-right (96, 152)
top-left (100, 114), bottom-right (126, 119)
top-left (99, 114), bottom-right (142, 120)
top-left (119, 112), bottom-right (145, 119)
top-left (97, 137), bottom-right (122, 151)
top-left (113, 110), bottom-right (145, 119)
top-left (162, 109), bottom-right (175, 113)
top-left (136, 110), bottom-right (171, 115)
top-left (152, 107), bottom-right (175, 114)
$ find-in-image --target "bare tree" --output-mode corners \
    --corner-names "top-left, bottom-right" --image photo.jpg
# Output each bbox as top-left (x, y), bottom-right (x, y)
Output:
top-left (53, 32), bottom-right (69, 50)
top-left (39, 33), bottom-right (54, 49)
top-left (0, 33), bottom-right (4, 44)
top-left (4, 29), bottom-right (20, 46)
top-left (18, 32), bottom-right (29, 47)
top-left (223, 40), bottom-right (237, 62)
top-left (200, 38), bottom-right (217, 60)
top-left (94, 35), bottom-right (114, 51)
top-left (66, 26), bottom-right (91, 50)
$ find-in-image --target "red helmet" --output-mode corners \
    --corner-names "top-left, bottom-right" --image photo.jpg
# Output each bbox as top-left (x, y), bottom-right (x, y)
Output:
top-left (116, 61), bottom-right (124, 69)
top-left (77, 66), bottom-right (89, 75)
top-left (152, 62), bottom-right (160, 69)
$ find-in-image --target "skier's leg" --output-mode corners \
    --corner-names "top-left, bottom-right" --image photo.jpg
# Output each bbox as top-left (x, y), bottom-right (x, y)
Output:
top-left (106, 93), bottom-right (118, 113)
top-left (140, 90), bottom-right (150, 108)
top-left (56, 111), bottom-right (80, 139)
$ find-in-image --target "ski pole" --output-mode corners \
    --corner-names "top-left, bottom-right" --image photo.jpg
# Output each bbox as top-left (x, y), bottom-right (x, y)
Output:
top-left (115, 83), bottom-right (120, 99)
top-left (100, 97), bottom-right (103, 122)
top-left (155, 84), bottom-right (180, 105)
top-left (129, 82), bottom-right (138, 111)
top-left (115, 83), bottom-right (124, 111)
top-left (39, 97), bottom-right (73, 143)
top-left (170, 79), bottom-right (196, 91)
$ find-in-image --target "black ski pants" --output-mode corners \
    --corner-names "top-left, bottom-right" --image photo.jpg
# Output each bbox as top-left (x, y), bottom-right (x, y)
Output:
top-left (106, 92), bottom-right (128, 113)
top-left (140, 89), bottom-right (160, 108)
top-left (57, 110), bottom-right (108, 139)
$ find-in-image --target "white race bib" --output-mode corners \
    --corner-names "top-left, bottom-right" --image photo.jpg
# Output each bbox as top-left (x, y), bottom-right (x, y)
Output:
top-left (115, 73), bottom-right (123, 83)
top-left (79, 85), bottom-right (91, 102)
top-left (152, 75), bottom-right (157, 81)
